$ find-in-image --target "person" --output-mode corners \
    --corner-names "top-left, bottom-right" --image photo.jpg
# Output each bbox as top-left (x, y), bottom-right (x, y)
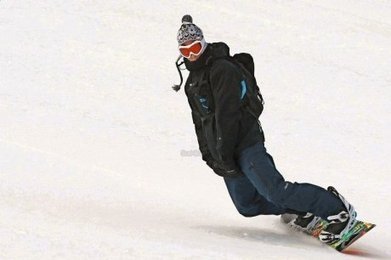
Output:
top-left (174, 15), bottom-right (357, 244)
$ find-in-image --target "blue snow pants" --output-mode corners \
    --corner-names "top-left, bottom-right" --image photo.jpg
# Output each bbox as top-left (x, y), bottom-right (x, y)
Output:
top-left (224, 142), bottom-right (345, 219)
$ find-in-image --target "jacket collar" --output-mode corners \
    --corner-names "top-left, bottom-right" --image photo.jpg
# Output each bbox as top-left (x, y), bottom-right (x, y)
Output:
top-left (184, 42), bottom-right (230, 72)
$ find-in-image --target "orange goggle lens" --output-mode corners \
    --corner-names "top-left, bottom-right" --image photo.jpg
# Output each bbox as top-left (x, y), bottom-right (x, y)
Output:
top-left (179, 41), bottom-right (203, 58)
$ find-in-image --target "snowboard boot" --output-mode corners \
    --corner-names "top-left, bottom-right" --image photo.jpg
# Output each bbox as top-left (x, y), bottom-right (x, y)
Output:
top-left (319, 186), bottom-right (357, 244)
top-left (288, 213), bottom-right (322, 234)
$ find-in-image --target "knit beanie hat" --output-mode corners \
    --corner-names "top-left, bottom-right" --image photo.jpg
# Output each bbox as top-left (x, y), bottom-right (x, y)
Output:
top-left (177, 15), bottom-right (204, 45)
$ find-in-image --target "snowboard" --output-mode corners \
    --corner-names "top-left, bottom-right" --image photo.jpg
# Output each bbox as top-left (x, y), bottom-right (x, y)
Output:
top-left (281, 214), bottom-right (375, 252)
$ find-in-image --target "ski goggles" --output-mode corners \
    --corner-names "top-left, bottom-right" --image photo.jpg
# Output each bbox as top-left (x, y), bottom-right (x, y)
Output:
top-left (178, 39), bottom-right (206, 58)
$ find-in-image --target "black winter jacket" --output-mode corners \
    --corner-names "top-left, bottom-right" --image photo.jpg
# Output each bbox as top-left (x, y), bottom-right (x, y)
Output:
top-left (184, 42), bottom-right (265, 172)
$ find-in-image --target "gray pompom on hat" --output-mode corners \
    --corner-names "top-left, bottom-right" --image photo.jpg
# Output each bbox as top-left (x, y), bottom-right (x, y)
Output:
top-left (177, 15), bottom-right (204, 45)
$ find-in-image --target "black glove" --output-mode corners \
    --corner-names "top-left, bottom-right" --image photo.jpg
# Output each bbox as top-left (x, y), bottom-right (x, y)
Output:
top-left (206, 160), bottom-right (243, 178)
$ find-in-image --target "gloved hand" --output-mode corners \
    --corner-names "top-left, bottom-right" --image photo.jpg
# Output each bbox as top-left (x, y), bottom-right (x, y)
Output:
top-left (206, 160), bottom-right (243, 178)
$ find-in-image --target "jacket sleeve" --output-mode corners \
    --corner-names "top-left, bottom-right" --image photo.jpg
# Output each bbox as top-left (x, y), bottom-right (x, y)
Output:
top-left (210, 60), bottom-right (243, 169)
top-left (191, 110), bottom-right (213, 163)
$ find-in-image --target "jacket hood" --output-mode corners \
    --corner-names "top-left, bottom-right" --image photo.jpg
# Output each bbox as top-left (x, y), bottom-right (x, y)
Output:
top-left (209, 42), bottom-right (230, 59)
top-left (184, 42), bottom-right (230, 71)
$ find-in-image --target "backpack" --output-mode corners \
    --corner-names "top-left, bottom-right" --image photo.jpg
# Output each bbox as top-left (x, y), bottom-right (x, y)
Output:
top-left (230, 53), bottom-right (264, 119)
top-left (208, 53), bottom-right (264, 119)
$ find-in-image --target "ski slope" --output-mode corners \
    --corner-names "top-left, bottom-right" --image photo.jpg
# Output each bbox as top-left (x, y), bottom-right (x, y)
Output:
top-left (0, 0), bottom-right (390, 259)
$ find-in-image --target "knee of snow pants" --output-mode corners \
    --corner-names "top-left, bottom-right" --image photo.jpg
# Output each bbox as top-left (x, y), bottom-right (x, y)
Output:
top-left (224, 174), bottom-right (286, 217)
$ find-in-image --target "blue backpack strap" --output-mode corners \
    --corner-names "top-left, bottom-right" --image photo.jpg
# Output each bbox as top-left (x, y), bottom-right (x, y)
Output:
top-left (240, 80), bottom-right (247, 100)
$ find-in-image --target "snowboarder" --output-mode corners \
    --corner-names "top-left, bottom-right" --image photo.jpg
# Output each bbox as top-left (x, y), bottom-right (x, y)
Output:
top-left (174, 15), bottom-right (357, 244)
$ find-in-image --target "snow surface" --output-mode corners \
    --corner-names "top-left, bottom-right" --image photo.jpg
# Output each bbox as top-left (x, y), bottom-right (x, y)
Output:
top-left (0, 0), bottom-right (390, 259)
